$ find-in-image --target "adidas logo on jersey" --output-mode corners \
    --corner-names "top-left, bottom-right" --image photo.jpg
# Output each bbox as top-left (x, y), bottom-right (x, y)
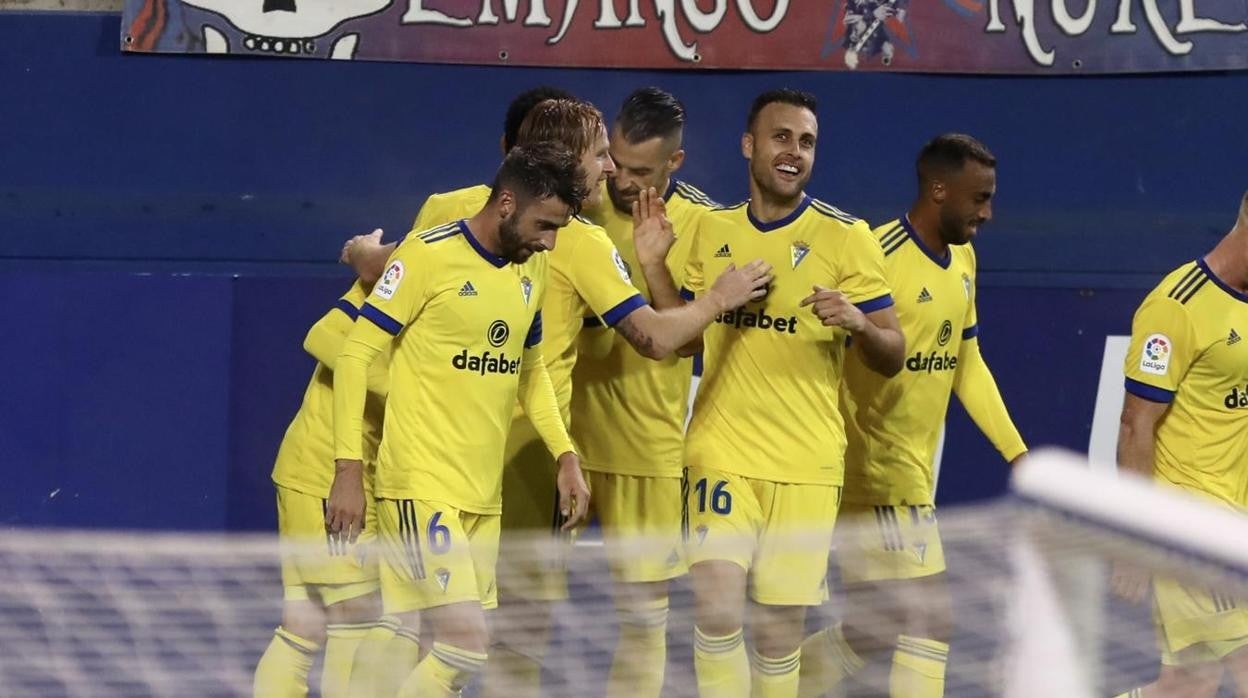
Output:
top-left (906, 350), bottom-right (959, 374)
top-left (917, 287), bottom-right (933, 303)
top-left (1225, 386), bottom-right (1248, 409)
top-left (714, 244), bottom-right (732, 258)
top-left (1229, 329), bottom-right (1242, 346)
top-left (458, 281), bottom-right (477, 297)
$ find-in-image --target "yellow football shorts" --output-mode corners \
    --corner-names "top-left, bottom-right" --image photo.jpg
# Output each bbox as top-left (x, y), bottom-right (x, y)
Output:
top-left (376, 497), bottom-right (499, 614)
top-left (1153, 577), bottom-right (1248, 665)
top-left (276, 484), bottom-right (379, 607)
top-left (587, 468), bottom-right (688, 584)
top-left (836, 503), bottom-right (947, 585)
top-left (684, 465), bottom-right (841, 606)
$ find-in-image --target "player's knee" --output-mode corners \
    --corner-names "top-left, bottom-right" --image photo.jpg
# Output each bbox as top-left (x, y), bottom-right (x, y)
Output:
top-left (690, 562), bottom-right (746, 634)
top-left (751, 605), bottom-right (806, 657)
top-left (280, 605), bottom-right (327, 646)
top-left (324, 590), bottom-right (382, 624)
top-left (427, 606), bottom-right (490, 655)
top-left (906, 575), bottom-right (953, 643)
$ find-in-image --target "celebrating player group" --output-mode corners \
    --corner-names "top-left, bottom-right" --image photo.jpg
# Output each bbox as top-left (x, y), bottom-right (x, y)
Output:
top-left (252, 83), bottom-right (1248, 698)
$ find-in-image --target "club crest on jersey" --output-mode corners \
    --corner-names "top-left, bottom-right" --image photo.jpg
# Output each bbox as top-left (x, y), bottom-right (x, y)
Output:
top-left (520, 276), bottom-right (533, 306)
top-left (435, 568), bottom-right (451, 592)
top-left (374, 261), bottom-right (404, 300)
top-left (790, 241), bottom-right (811, 269)
top-left (962, 273), bottom-right (972, 300)
top-left (612, 248), bottom-right (632, 282)
top-left (1139, 333), bottom-right (1172, 375)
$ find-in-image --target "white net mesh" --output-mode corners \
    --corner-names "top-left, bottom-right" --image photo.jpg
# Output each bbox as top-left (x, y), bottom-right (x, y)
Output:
top-left (3, 450), bottom-right (1246, 697)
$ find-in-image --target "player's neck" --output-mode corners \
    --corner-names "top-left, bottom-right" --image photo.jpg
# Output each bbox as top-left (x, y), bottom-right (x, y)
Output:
top-left (906, 206), bottom-right (949, 258)
top-left (749, 188), bottom-right (805, 224)
top-left (1205, 227), bottom-right (1248, 293)
top-left (464, 211), bottom-right (505, 257)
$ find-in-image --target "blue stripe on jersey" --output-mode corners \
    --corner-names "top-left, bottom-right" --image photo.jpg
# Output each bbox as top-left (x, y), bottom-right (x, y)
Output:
top-left (962, 324), bottom-right (979, 340)
top-left (602, 294), bottom-right (647, 327)
top-left (854, 294), bottom-right (895, 314)
top-left (747, 195), bottom-right (812, 233)
top-left (900, 216), bottom-right (951, 269)
top-left (458, 220), bottom-right (508, 268)
top-left (679, 287), bottom-right (695, 301)
top-left (524, 311), bottom-right (543, 348)
top-left (360, 302), bottom-right (403, 335)
top-left (334, 298), bottom-right (360, 320)
top-left (692, 352), bottom-right (704, 377)
top-left (1198, 258), bottom-right (1248, 303)
top-left (1124, 377), bottom-right (1175, 404)
top-left (583, 315), bottom-right (604, 329)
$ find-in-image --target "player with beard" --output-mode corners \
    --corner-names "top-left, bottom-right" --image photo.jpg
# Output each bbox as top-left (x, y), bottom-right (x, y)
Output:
top-left (344, 97), bottom-right (772, 697)
top-left (571, 87), bottom-right (719, 697)
top-left (679, 89), bottom-right (905, 698)
top-left (331, 142), bottom-right (593, 698)
top-left (798, 134), bottom-right (1027, 698)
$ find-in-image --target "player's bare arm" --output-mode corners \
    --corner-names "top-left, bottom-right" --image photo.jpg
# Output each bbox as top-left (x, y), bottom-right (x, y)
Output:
top-left (801, 286), bottom-right (905, 376)
top-left (341, 230), bottom-right (396, 286)
top-left (632, 186), bottom-right (685, 310)
top-left (555, 451), bottom-right (591, 529)
top-left (615, 260), bottom-right (772, 360)
top-left (1110, 393), bottom-right (1168, 604)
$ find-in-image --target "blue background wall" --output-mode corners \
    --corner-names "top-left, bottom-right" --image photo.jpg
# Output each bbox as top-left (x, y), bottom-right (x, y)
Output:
top-left (3, 12), bottom-right (1246, 531)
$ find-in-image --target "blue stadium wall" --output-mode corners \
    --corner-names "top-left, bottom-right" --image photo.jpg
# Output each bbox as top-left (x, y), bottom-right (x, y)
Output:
top-left (3, 12), bottom-right (1246, 531)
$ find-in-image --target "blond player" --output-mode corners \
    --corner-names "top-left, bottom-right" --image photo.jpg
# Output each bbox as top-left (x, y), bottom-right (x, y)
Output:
top-left (681, 88), bottom-right (904, 698)
top-left (1112, 192), bottom-right (1248, 698)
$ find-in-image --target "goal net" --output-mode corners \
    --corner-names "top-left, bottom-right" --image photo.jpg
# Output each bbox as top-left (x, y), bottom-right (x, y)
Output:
top-left (3, 449), bottom-right (1247, 697)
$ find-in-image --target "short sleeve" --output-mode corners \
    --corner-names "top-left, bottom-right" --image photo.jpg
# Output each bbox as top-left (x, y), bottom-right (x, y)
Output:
top-left (570, 228), bottom-right (647, 327)
top-left (836, 220), bottom-right (894, 313)
top-left (358, 241), bottom-right (431, 336)
top-left (1122, 293), bottom-right (1198, 403)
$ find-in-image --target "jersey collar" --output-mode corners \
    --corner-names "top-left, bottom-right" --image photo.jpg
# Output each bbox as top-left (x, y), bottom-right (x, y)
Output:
top-left (458, 219), bottom-right (509, 268)
top-left (1198, 258), bottom-right (1248, 304)
top-left (747, 195), bottom-right (811, 233)
top-left (901, 215), bottom-right (952, 270)
top-left (662, 178), bottom-right (679, 202)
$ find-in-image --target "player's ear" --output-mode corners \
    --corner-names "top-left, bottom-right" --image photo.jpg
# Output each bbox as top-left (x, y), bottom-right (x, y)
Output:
top-left (498, 189), bottom-right (515, 218)
top-left (931, 180), bottom-right (947, 205)
top-left (668, 148), bottom-right (686, 174)
top-left (741, 133), bottom-right (754, 160)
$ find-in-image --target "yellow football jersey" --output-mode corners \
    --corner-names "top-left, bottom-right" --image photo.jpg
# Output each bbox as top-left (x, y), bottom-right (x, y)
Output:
top-left (409, 184), bottom-right (645, 419)
top-left (571, 180), bottom-right (717, 477)
top-left (682, 196), bottom-right (893, 486)
top-left (271, 281), bottom-right (387, 498)
top-left (1124, 259), bottom-right (1248, 506)
top-left (841, 217), bottom-right (1024, 505)
top-left (334, 220), bottom-right (549, 514)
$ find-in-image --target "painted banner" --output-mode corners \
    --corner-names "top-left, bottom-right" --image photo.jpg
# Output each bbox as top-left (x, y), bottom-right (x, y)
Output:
top-left (122, 1), bottom-right (1248, 73)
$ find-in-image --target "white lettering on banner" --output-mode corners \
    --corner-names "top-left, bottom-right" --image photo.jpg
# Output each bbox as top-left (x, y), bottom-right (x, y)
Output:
top-left (399, 1), bottom-right (794, 62)
top-left (986, 0), bottom-right (1246, 66)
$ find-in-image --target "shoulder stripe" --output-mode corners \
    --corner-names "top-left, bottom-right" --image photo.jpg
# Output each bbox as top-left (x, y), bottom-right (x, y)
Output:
top-left (1166, 265), bottom-right (1203, 299)
top-left (712, 200), bottom-right (749, 212)
top-left (673, 181), bottom-right (718, 208)
top-left (421, 229), bottom-right (461, 244)
top-left (1179, 275), bottom-right (1210, 304)
top-left (879, 225), bottom-right (906, 249)
top-left (810, 200), bottom-right (860, 224)
top-left (417, 221), bottom-right (459, 240)
top-left (883, 236), bottom-right (909, 256)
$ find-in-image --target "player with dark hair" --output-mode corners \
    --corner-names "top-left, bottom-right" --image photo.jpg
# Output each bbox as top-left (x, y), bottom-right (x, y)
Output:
top-left (681, 88), bottom-right (905, 697)
top-left (799, 133), bottom-right (1027, 698)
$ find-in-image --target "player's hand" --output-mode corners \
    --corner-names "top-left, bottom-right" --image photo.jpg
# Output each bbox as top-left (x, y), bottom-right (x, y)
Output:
top-left (1110, 562), bottom-right (1151, 605)
top-left (707, 260), bottom-right (774, 311)
top-left (327, 459), bottom-right (367, 545)
top-left (341, 229), bottom-right (387, 283)
top-left (872, 5), bottom-right (894, 21)
top-left (555, 452), bottom-right (590, 530)
top-left (800, 286), bottom-right (867, 333)
top-left (632, 187), bottom-right (675, 269)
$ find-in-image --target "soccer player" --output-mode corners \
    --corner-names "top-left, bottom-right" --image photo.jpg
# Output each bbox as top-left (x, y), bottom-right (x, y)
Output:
top-left (1111, 192), bottom-right (1248, 698)
top-left (570, 86), bottom-right (720, 697)
top-left (330, 142), bottom-right (593, 698)
top-left (252, 283), bottom-right (391, 698)
top-left (797, 134), bottom-right (1028, 698)
top-left (342, 97), bottom-right (772, 696)
top-left (680, 88), bottom-right (905, 698)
